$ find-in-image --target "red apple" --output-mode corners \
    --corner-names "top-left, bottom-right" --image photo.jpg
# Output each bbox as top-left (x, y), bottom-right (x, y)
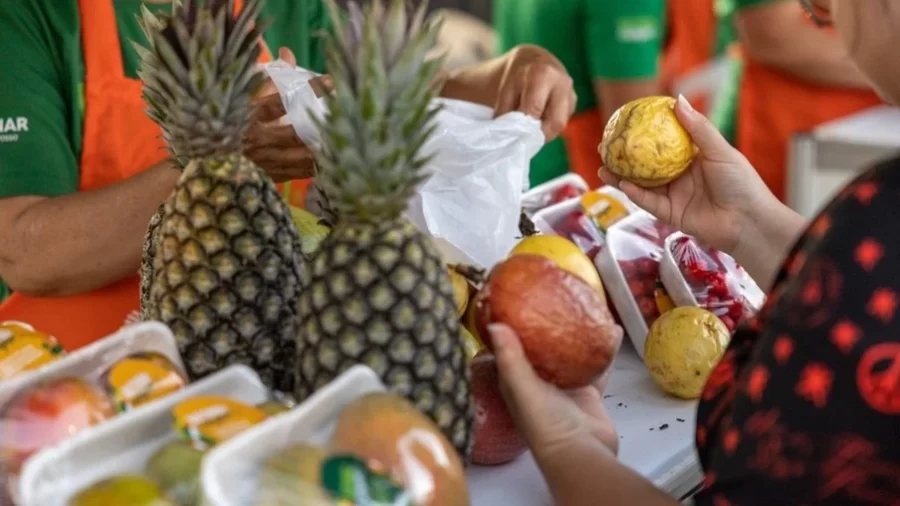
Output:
top-left (476, 255), bottom-right (623, 389)
top-left (470, 354), bottom-right (527, 465)
top-left (0, 377), bottom-right (115, 498)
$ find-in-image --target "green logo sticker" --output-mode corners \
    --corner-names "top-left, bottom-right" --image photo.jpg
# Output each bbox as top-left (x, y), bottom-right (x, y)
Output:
top-left (321, 456), bottom-right (412, 506)
top-left (615, 16), bottom-right (660, 43)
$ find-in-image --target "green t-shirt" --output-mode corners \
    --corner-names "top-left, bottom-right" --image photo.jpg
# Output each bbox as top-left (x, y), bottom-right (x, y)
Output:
top-left (493, 0), bottom-right (666, 186)
top-left (0, 0), bottom-right (330, 301)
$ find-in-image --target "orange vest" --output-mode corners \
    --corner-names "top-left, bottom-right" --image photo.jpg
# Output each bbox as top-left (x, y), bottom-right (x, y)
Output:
top-left (565, 0), bottom-right (716, 188)
top-left (736, 17), bottom-right (882, 200)
top-left (0, 0), bottom-right (302, 351)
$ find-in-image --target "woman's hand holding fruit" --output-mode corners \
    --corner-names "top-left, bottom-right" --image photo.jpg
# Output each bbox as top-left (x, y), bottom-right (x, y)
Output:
top-left (488, 323), bottom-right (619, 461)
top-left (600, 96), bottom-right (807, 290)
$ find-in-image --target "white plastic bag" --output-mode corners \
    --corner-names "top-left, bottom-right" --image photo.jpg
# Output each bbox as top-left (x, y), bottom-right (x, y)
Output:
top-left (264, 61), bottom-right (545, 269)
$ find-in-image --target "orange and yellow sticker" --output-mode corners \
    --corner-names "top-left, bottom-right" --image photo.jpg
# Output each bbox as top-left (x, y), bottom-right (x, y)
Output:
top-left (0, 321), bottom-right (65, 380)
top-left (581, 192), bottom-right (630, 233)
top-left (173, 396), bottom-right (268, 449)
top-left (103, 353), bottom-right (187, 412)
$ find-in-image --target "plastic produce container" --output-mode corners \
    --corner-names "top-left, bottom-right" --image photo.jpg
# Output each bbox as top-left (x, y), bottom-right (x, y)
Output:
top-left (521, 173), bottom-right (588, 215)
top-left (595, 211), bottom-right (677, 358)
top-left (18, 365), bottom-right (268, 506)
top-left (201, 365), bottom-right (385, 506)
top-left (659, 232), bottom-right (765, 331)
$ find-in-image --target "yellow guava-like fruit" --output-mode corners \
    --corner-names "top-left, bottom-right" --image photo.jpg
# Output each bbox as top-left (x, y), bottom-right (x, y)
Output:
top-left (600, 96), bottom-right (697, 187)
top-left (644, 306), bottom-right (730, 399)
top-left (448, 268), bottom-right (470, 317)
top-left (510, 235), bottom-right (604, 297)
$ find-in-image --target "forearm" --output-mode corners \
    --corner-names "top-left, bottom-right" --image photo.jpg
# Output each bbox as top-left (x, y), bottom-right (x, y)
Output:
top-left (595, 79), bottom-right (662, 126)
top-left (732, 199), bottom-right (808, 291)
top-left (438, 44), bottom-right (562, 107)
top-left (0, 161), bottom-right (180, 296)
top-left (738, 11), bottom-right (870, 89)
top-left (536, 442), bottom-right (677, 506)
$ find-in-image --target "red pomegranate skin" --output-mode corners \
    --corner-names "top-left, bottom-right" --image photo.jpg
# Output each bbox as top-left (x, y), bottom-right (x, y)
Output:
top-left (470, 354), bottom-right (528, 465)
top-left (476, 254), bottom-right (623, 389)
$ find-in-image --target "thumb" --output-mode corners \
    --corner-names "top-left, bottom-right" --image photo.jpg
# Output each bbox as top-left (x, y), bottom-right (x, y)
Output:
top-left (674, 94), bottom-right (730, 159)
top-left (278, 47), bottom-right (297, 66)
top-left (489, 324), bottom-right (544, 414)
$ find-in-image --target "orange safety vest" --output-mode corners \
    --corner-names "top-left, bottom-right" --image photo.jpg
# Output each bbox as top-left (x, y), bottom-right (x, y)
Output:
top-left (566, 0), bottom-right (717, 188)
top-left (736, 22), bottom-right (882, 200)
top-left (0, 0), bottom-right (306, 351)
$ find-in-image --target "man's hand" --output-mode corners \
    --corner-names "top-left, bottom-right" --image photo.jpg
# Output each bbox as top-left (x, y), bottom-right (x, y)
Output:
top-left (245, 47), bottom-right (332, 183)
top-left (493, 45), bottom-right (576, 141)
top-left (439, 44), bottom-right (576, 142)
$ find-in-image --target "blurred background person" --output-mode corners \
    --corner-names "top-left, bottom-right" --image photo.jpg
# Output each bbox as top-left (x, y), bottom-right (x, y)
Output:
top-left (494, 0), bottom-right (727, 188)
top-left (722, 0), bottom-right (882, 201)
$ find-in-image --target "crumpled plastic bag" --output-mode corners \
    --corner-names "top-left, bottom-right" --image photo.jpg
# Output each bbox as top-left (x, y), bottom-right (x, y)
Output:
top-left (263, 60), bottom-right (545, 268)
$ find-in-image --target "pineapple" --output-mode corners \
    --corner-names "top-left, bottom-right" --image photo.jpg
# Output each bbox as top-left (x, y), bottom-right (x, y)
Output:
top-left (296, 0), bottom-right (473, 458)
top-left (136, 0), bottom-right (305, 393)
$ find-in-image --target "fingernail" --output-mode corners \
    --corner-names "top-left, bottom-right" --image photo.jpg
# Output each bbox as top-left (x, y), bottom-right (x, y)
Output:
top-left (677, 94), bottom-right (694, 114)
top-left (487, 324), bottom-right (509, 350)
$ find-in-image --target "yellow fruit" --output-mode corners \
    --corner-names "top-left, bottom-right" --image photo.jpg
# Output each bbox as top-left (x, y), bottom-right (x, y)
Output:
top-left (510, 235), bottom-right (604, 295)
top-left (644, 307), bottom-right (730, 399)
top-left (448, 268), bottom-right (470, 317)
top-left (290, 206), bottom-right (331, 256)
top-left (600, 96), bottom-right (697, 187)
top-left (461, 325), bottom-right (484, 361)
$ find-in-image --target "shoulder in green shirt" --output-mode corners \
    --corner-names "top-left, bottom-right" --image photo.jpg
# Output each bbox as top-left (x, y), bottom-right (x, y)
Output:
top-left (0, 0), bottom-right (331, 301)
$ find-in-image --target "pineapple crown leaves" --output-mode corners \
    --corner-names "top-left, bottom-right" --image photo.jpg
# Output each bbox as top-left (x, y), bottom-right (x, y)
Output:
top-left (312, 0), bottom-right (445, 223)
top-left (134, 0), bottom-right (269, 165)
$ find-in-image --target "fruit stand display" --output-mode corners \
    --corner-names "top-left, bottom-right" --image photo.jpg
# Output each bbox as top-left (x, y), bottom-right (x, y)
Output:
top-left (0, 0), bottom-right (770, 504)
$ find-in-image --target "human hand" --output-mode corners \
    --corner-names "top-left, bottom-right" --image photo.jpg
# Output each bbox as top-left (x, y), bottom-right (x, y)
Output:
top-left (494, 45), bottom-right (576, 142)
top-left (488, 323), bottom-right (619, 463)
top-left (599, 95), bottom-right (778, 255)
top-left (246, 47), bottom-right (333, 183)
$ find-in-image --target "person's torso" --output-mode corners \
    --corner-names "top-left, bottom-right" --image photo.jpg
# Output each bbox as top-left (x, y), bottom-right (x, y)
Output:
top-left (694, 159), bottom-right (900, 504)
top-left (0, 0), bottom-right (327, 302)
top-left (14, 0), bottom-right (326, 168)
top-left (494, 0), bottom-right (597, 114)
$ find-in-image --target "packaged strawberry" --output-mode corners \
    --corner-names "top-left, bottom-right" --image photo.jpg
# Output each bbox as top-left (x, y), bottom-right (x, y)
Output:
top-left (533, 186), bottom-right (638, 261)
top-left (595, 211), bottom-right (677, 357)
top-left (659, 232), bottom-right (765, 332)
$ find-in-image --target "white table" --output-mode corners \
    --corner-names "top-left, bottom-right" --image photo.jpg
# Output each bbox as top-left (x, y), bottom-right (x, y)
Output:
top-left (467, 341), bottom-right (702, 505)
top-left (789, 106), bottom-right (900, 218)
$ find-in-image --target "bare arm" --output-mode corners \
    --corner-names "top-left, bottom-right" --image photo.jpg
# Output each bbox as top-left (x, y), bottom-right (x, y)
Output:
top-left (732, 197), bottom-right (808, 291)
top-left (594, 78), bottom-right (663, 126)
top-left (536, 442), bottom-right (678, 506)
top-left (737, 1), bottom-right (870, 88)
top-left (0, 161), bottom-right (180, 297)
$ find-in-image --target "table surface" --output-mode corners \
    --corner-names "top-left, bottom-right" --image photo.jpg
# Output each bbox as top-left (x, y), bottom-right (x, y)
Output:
top-left (466, 341), bottom-right (701, 506)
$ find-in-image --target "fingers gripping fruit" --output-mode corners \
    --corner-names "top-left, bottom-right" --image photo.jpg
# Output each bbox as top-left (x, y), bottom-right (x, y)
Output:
top-left (644, 307), bottom-right (730, 399)
top-left (476, 255), bottom-right (623, 389)
top-left (600, 96), bottom-right (697, 187)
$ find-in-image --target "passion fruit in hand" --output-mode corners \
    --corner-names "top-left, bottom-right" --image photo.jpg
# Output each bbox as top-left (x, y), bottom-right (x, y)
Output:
top-left (600, 96), bottom-right (697, 187)
top-left (475, 254), bottom-right (623, 389)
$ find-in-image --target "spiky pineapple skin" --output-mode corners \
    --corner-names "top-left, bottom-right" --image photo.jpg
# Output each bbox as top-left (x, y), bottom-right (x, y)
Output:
top-left (144, 154), bottom-right (305, 392)
top-left (296, 219), bottom-right (473, 458)
top-left (140, 204), bottom-right (165, 320)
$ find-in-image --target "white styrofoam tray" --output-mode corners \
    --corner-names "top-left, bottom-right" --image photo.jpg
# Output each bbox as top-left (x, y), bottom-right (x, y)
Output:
top-left (531, 185), bottom-right (639, 236)
top-left (522, 173), bottom-right (588, 215)
top-left (202, 365), bottom-right (386, 506)
top-left (0, 321), bottom-right (184, 409)
top-left (19, 365), bottom-right (268, 506)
